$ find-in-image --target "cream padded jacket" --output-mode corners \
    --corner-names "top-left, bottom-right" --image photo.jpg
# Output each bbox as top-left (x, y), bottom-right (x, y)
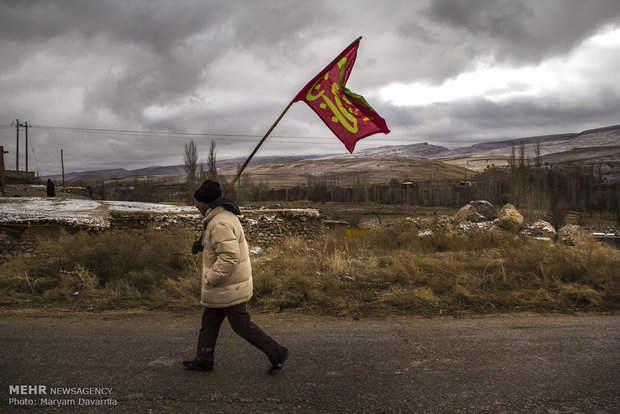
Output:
top-left (200, 206), bottom-right (252, 308)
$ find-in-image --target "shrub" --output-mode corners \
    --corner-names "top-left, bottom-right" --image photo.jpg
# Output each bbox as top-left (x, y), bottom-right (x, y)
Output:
top-left (0, 220), bottom-right (618, 314)
top-left (0, 228), bottom-right (201, 309)
top-left (252, 222), bottom-right (620, 314)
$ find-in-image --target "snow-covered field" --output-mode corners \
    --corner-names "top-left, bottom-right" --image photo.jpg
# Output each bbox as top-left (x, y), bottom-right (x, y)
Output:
top-left (0, 197), bottom-right (199, 228)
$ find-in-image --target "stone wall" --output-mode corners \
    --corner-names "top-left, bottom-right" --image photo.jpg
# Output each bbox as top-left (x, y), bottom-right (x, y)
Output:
top-left (108, 209), bottom-right (328, 246)
top-left (240, 209), bottom-right (327, 247)
top-left (0, 224), bottom-right (70, 262)
top-left (0, 208), bottom-right (332, 262)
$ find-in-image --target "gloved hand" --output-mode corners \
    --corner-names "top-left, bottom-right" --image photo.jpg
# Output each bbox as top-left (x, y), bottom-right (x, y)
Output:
top-left (192, 239), bottom-right (204, 254)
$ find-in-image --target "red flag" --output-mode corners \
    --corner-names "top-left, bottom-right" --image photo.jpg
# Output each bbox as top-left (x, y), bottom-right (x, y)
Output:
top-left (294, 37), bottom-right (390, 153)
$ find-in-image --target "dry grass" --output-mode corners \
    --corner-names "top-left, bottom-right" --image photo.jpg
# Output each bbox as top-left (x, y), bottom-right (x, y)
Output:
top-left (251, 223), bottom-right (619, 315)
top-left (0, 222), bottom-right (618, 315)
top-left (0, 228), bottom-right (201, 310)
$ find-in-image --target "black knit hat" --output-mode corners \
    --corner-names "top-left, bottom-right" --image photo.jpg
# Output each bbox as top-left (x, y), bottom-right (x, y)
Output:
top-left (194, 180), bottom-right (222, 204)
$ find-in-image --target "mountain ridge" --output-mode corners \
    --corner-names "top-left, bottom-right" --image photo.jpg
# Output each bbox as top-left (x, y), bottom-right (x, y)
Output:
top-left (46, 124), bottom-right (620, 181)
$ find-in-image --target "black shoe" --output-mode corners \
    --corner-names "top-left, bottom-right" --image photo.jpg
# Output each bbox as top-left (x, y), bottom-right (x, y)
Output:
top-left (183, 358), bottom-right (213, 372)
top-left (268, 348), bottom-right (289, 375)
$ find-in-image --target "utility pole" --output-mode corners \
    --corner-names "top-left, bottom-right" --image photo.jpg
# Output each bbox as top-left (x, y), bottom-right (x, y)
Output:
top-left (61, 149), bottom-right (65, 191)
top-left (24, 122), bottom-right (29, 172)
top-left (12, 119), bottom-right (20, 170)
top-left (10, 119), bottom-right (29, 171)
top-left (0, 145), bottom-right (8, 196)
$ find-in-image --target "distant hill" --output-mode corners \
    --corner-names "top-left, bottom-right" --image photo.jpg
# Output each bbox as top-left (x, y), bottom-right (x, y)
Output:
top-left (320, 142), bottom-right (449, 160)
top-left (47, 124), bottom-right (620, 182)
top-left (318, 125), bottom-right (620, 162)
top-left (45, 155), bottom-right (321, 182)
top-left (217, 157), bottom-right (472, 187)
top-left (540, 145), bottom-right (620, 164)
top-left (432, 124), bottom-right (620, 159)
top-left (432, 124), bottom-right (620, 172)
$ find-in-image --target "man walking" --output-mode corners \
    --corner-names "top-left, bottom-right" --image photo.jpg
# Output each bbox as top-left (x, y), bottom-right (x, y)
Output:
top-left (183, 180), bottom-right (289, 375)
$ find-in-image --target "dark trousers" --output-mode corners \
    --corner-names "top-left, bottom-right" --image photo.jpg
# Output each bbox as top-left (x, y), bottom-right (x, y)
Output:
top-left (196, 303), bottom-right (285, 366)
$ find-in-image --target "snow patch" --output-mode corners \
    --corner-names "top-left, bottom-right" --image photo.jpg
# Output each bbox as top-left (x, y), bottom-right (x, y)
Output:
top-left (418, 230), bottom-right (433, 238)
top-left (0, 197), bottom-right (199, 229)
top-left (0, 197), bottom-right (109, 228)
top-left (243, 217), bottom-right (259, 225)
top-left (103, 201), bottom-right (196, 214)
top-left (250, 246), bottom-right (263, 255)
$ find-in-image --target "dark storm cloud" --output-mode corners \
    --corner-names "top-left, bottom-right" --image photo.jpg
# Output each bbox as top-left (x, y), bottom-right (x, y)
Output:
top-left (82, 48), bottom-right (215, 122)
top-left (382, 0), bottom-right (620, 86)
top-left (0, 0), bottom-right (221, 48)
top-left (395, 89), bottom-right (620, 147)
top-left (76, 0), bottom-right (333, 123)
top-left (396, 20), bottom-right (436, 44)
top-left (424, 0), bottom-right (620, 65)
top-left (426, 0), bottom-right (533, 40)
top-left (1, 0), bottom-right (233, 124)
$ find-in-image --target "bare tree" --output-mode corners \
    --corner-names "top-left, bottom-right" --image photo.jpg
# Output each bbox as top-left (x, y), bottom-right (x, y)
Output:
top-left (198, 159), bottom-right (206, 182)
top-left (184, 140), bottom-right (198, 194)
top-left (207, 140), bottom-right (217, 180)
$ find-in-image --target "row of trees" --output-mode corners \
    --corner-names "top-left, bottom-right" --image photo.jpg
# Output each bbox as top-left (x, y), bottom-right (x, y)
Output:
top-left (80, 140), bottom-right (220, 203)
top-left (230, 164), bottom-right (619, 226)
top-left (88, 140), bottom-right (618, 226)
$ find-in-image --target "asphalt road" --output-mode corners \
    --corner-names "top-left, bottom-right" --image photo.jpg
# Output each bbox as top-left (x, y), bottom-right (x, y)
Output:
top-left (1, 311), bottom-right (618, 413)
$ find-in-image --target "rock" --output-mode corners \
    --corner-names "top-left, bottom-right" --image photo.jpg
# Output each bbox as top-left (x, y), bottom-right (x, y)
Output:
top-left (454, 204), bottom-right (477, 222)
top-left (408, 215), bottom-right (459, 237)
top-left (521, 220), bottom-right (557, 241)
top-left (496, 204), bottom-right (524, 233)
top-left (469, 200), bottom-right (497, 221)
top-left (454, 200), bottom-right (497, 223)
top-left (433, 215), bottom-right (456, 231)
top-left (557, 224), bottom-right (593, 246)
top-left (407, 216), bottom-right (433, 230)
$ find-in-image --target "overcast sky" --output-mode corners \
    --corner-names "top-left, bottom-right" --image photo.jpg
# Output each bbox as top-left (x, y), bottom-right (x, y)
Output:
top-left (1, 0), bottom-right (619, 175)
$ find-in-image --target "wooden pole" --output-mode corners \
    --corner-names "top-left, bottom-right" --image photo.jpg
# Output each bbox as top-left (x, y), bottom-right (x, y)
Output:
top-left (15, 119), bottom-right (19, 171)
top-left (223, 99), bottom-right (295, 196)
top-left (24, 122), bottom-right (29, 172)
top-left (61, 149), bottom-right (65, 191)
top-left (0, 145), bottom-right (7, 196)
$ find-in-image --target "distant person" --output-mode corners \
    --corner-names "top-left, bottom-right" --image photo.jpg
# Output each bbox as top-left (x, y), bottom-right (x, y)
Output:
top-left (46, 179), bottom-right (56, 197)
top-left (183, 180), bottom-right (289, 375)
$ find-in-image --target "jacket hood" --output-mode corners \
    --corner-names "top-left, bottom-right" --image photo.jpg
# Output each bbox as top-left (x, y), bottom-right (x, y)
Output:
top-left (208, 197), bottom-right (241, 216)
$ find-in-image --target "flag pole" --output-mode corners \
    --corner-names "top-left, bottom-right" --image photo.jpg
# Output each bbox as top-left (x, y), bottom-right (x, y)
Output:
top-left (223, 98), bottom-right (295, 196)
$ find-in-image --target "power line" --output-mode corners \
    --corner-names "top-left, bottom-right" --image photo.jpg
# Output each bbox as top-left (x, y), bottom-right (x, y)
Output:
top-left (3, 123), bottom-right (406, 170)
top-left (27, 124), bottom-right (404, 147)
top-left (30, 124), bottom-right (342, 143)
